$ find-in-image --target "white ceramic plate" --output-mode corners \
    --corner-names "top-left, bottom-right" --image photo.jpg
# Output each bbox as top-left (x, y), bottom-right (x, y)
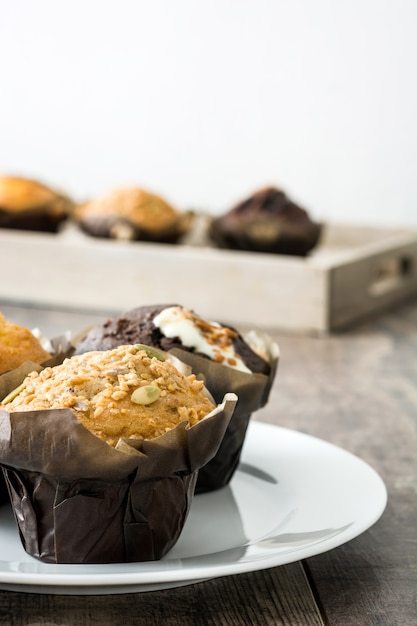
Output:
top-left (0, 422), bottom-right (387, 595)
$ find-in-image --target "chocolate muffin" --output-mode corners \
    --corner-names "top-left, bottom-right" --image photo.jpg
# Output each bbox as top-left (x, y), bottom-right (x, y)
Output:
top-left (0, 176), bottom-right (72, 233)
top-left (74, 304), bottom-right (279, 493)
top-left (209, 186), bottom-right (322, 256)
top-left (74, 304), bottom-right (270, 376)
top-left (74, 186), bottom-right (193, 243)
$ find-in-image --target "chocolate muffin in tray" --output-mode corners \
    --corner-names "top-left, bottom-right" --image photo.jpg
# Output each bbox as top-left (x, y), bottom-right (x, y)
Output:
top-left (209, 186), bottom-right (322, 256)
top-left (74, 304), bottom-right (279, 493)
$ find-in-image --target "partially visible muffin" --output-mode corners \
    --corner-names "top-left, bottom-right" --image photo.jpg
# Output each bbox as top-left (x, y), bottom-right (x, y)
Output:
top-left (0, 311), bottom-right (52, 505)
top-left (74, 186), bottom-right (193, 243)
top-left (0, 176), bottom-right (72, 232)
top-left (0, 312), bottom-right (51, 375)
top-left (209, 186), bottom-right (322, 256)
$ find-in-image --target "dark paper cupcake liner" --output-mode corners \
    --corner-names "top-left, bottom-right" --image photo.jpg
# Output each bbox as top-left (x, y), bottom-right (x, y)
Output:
top-left (0, 392), bottom-right (236, 563)
top-left (0, 470), bottom-right (8, 505)
top-left (170, 329), bottom-right (279, 493)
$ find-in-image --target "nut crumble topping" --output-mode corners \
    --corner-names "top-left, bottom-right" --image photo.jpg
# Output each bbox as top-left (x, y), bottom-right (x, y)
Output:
top-left (2, 344), bottom-right (216, 447)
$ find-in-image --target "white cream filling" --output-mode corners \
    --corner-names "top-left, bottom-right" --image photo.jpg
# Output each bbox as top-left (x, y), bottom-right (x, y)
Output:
top-left (31, 327), bottom-right (53, 354)
top-left (153, 306), bottom-right (251, 373)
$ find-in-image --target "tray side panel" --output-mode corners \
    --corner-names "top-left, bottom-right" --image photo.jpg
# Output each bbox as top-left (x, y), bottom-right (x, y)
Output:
top-left (0, 232), bottom-right (328, 332)
top-left (328, 237), bottom-right (417, 329)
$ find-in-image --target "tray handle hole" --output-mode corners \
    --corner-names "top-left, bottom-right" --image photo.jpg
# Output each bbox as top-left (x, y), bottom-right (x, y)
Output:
top-left (369, 255), bottom-right (414, 296)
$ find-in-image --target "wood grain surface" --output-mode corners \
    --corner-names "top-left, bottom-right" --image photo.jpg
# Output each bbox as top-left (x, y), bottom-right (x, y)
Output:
top-left (0, 299), bottom-right (416, 625)
top-left (0, 563), bottom-right (324, 626)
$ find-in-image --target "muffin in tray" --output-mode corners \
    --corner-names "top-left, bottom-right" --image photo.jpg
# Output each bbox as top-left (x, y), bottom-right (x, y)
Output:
top-left (0, 176), bottom-right (72, 233)
top-left (74, 304), bottom-right (279, 493)
top-left (209, 186), bottom-right (322, 256)
top-left (74, 186), bottom-right (193, 243)
top-left (0, 344), bottom-right (236, 563)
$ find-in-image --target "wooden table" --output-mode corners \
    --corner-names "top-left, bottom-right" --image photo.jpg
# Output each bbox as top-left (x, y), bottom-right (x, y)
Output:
top-left (0, 299), bottom-right (416, 625)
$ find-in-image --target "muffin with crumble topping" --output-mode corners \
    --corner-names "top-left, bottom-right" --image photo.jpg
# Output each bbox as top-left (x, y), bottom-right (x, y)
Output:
top-left (74, 186), bottom-right (193, 243)
top-left (0, 175), bottom-right (72, 232)
top-left (0, 344), bottom-right (236, 562)
top-left (74, 304), bottom-right (279, 492)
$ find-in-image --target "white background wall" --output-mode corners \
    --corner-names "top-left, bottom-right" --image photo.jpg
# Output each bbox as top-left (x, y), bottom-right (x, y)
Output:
top-left (1, 0), bottom-right (416, 227)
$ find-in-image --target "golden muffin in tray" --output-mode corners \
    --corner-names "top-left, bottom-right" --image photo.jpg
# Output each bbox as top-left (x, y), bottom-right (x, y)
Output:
top-left (74, 186), bottom-right (192, 243)
top-left (0, 176), bottom-right (72, 232)
top-left (0, 344), bottom-right (236, 563)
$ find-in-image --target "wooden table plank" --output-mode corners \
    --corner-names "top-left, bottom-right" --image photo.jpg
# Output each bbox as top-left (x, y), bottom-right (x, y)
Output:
top-left (0, 563), bottom-right (324, 626)
top-left (257, 300), bottom-right (417, 626)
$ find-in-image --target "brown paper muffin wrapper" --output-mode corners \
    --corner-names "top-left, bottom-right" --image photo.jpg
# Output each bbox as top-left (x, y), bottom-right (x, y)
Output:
top-left (0, 467), bottom-right (8, 504)
top-left (0, 332), bottom-right (74, 506)
top-left (169, 329), bottom-right (279, 493)
top-left (0, 363), bottom-right (237, 563)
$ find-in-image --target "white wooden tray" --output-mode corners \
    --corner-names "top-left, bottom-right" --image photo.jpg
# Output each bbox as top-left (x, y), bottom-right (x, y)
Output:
top-left (1, 223), bottom-right (416, 333)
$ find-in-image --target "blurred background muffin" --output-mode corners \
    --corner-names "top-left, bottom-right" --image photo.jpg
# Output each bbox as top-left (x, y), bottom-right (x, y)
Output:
top-left (209, 186), bottom-right (322, 256)
top-left (73, 185), bottom-right (193, 243)
top-left (0, 176), bottom-right (73, 233)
